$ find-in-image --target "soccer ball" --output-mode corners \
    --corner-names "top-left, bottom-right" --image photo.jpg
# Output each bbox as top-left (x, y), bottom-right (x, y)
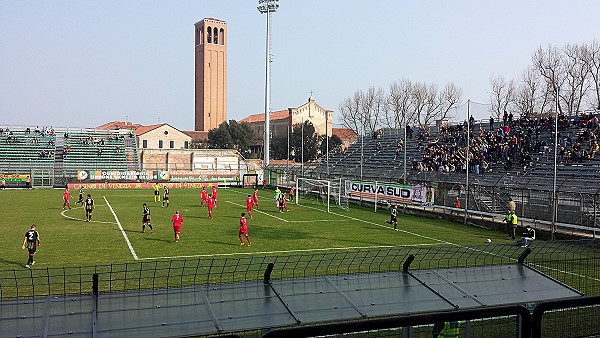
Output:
top-left (486, 238), bottom-right (492, 243)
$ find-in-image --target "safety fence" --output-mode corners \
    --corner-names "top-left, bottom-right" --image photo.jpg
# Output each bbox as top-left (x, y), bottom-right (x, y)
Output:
top-left (1, 242), bottom-right (600, 337)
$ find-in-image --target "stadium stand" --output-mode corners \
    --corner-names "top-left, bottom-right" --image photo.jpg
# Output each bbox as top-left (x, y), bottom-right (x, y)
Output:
top-left (0, 126), bottom-right (140, 186)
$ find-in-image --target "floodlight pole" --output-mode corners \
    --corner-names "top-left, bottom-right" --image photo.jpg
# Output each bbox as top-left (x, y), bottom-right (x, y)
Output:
top-left (551, 92), bottom-right (559, 240)
top-left (403, 112), bottom-right (407, 184)
top-left (257, 0), bottom-right (279, 169)
top-left (326, 110), bottom-right (329, 177)
top-left (464, 100), bottom-right (470, 225)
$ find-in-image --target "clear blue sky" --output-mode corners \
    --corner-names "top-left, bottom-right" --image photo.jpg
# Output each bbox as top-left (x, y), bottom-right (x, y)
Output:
top-left (1, 0), bottom-right (599, 130)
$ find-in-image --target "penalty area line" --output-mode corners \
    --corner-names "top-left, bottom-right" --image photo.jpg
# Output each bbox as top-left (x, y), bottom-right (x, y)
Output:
top-left (225, 200), bottom-right (288, 222)
top-left (60, 208), bottom-right (117, 225)
top-left (103, 196), bottom-right (139, 260)
top-left (137, 243), bottom-right (440, 260)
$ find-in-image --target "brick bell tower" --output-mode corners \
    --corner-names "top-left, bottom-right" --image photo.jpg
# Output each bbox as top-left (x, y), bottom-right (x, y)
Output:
top-left (194, 18), bottom-right (227, 132)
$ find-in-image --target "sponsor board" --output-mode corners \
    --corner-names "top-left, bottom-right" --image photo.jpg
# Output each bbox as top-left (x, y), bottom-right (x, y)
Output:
top-left (0, 174), bottom-right (29, 182)
top-left (164, 170), bottom-right (238, 182)
top-left (77, 170), bottom-right (159, 181)
top-left (68, 182), bottom-right (225, 190)
top-left (345, 180), bottom-right (435, 205)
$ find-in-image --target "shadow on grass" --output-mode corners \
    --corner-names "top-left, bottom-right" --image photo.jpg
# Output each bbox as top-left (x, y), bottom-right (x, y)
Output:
top-left (143, 237), bottom-right (172, 243)
top-left (205, 240), bottom-right (240, 247)
top-left (0, 257), bottom-right (25, 269)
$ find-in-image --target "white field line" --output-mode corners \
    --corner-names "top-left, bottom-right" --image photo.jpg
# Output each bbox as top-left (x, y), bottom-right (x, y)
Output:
top-left (103, 196), bottom-right (139, 260)
top-left (137, 243), bottom-right (440, 260)
top-left (164, 189), bottom-right (600, 283)
top-left (296, 203), bottom-right (453, 245)
top-left (60, 206), bottom-right (117, 225)
top-left (226, 200), bottom-right (288, 222)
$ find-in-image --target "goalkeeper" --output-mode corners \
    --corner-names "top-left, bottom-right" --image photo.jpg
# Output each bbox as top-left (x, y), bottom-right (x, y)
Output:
top-left (385, 201), bottom-right (399, 230)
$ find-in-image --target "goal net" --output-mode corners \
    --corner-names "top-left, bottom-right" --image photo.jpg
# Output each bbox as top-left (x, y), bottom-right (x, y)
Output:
top-left (295, 177), bottom-right (349, 212)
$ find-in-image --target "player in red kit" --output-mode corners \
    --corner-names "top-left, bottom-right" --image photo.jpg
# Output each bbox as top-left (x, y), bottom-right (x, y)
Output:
top-left (239, 213), bottom-right (251, 246)
top-left (252, 188), bottom-right (259, 209)
top-left (200, 186), bottom-right (208, 207)
top-left (171, 210), bottom-right (184, 242)
top-left (245, 194), bottom-right (254, 219)
top-left (281, 192), bottom-right (289, 212)
top-left (62, 188), bottom-right (71, 210)
top-left (211, 186), bottom-right (218, 206)
top-left (207, 194), bottom-right (215, 219)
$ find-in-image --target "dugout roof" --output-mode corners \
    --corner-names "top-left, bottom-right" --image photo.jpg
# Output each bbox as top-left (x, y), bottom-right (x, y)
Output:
top-left (0, 263), bottom-right (582, 337)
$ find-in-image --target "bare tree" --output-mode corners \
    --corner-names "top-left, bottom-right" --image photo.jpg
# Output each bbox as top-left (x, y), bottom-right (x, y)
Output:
top-left (338, 90), bottom-right (363, 134)
top-left (411, 82), bottom-right (441, 126)
top-left (514, 67), bottom-right (540, 118)
top-left (438, 83), bottom-right (463, 120)
top-left (562, 43), bottom-right (589, 114)
top-left (490, 74), bottom-right (515, 119)
top-left (386, 79), bottom-right (413, 129)
top-left (582, 40), bottom-right (600, 110)
top-left (359, 86), bottom-right (386, 135)
top-left (533, 45), bottom-right (566, 113)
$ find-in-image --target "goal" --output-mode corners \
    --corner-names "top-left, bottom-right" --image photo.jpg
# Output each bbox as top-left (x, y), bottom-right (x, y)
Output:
top-left (295, 177), bottom-right (349, 212)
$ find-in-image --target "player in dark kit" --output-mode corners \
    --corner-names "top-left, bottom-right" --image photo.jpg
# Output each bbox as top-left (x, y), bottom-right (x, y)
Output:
top-left (162, 186), bottom-right (170, 208)
top-left (385, 202), bottom-right (398, 230)
top-left (142, 203), bottom-right (153, 233)
top-left (84, 194), bottom-right (94, 222)
top-left (22, 224), bottom-right (41, 268)
top-left (77, 188), bottom-right (85, 205)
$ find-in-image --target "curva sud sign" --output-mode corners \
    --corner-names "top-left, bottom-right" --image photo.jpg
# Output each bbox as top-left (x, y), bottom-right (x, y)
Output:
top-left (345, 180), bottom-right (435, 205)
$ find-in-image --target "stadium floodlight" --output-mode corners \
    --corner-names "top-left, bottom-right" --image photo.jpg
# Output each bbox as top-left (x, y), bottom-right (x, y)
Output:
top-left (257, 0), bottom-right (279, 169)
top-left (464, 99), bottom-right (471, 225)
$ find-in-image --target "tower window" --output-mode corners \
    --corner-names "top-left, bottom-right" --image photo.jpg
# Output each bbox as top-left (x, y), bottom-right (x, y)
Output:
top-left (200, 27), bottom-right (204, 45)
top-left (219, 28), bottom-right (224, 45)
top-left (207, 26), bottom-right (212, 43)
top-left (213, 27), bottom-right (218, 44)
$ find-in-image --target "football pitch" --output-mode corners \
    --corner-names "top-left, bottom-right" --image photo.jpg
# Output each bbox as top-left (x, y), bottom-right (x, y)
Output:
top-left (0, 187), bottom-right (510, 270)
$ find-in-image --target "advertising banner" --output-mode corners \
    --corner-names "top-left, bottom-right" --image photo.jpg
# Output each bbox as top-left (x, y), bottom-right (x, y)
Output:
top-left (77, 170), bottom-right (159, 181)
top-left (162, 170), bottom-right (238, 182)
top-left (0, 174), bottom-right (28, 182)
top-left (67, 182), bottom-right (222, 190)
top-left (345, 180), bottom-right (435, 205)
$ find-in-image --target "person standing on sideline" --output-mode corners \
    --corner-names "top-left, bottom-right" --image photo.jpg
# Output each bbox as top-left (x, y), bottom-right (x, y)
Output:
top-left (432, 321), bottom-right (461, 338)
top-left (84, 194), bottom-right (94, 222)
top-left (385, 203), bottom-right (399, 230)
top-left (77, 187), bottom-right (85, 205)
top-left (62, 188), bottom-right (72, 210)
top-left (239, 213), bottom-right (251, 246)
top-left (171, 210), bottom-right (184, 242)
top-left (153, 182), bottom-right (160, 202)
top-left (252, 188), bottom-right (260, 209)
top-left (453, 196), bottom-right (461, 214)
top-left (507, 198), bottom-right (516, 213)
top-left (1, 178), bottom-right (6, 190)
top-left (162, 186), bottom-right (170, 208)
top-left (22, 224), bottom-right (40, 268)
top-left (142, 203), bottom-right (153, 233)
top-left (25, 176), bottom-right (32, 189)
top-left (211, 185), bottom-right (218, 206)
top-left (207, 194), bottom-right (215, 219)
top-left (246, 194), bottom-right (254, 219)
top-left (288, 187), bottom-right (295, 202)
top-left (200, 186), bottom-right (208, 207)
top-left (509, 210), bottom-right (518, 240)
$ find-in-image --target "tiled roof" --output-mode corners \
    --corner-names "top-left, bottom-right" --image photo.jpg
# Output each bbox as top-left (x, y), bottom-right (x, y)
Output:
top-left (239, 109), bottom-right (290, 123)
top-left (135, 124), bottom-right (165, 136)
top-left (96, 121), bottom-right (142, 130)
top-left (182, 130), bottom-right (208, 141)
top-left (332, 127), bottom-right (358, 140)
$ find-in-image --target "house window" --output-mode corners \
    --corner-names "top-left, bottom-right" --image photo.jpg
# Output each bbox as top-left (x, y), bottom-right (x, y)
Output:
top-left (142, 140), bottom-right (147, 148)
top-left (158, 140), bottom-right (163, 149)
top-left (184, 141), bottom-right (189, 149)
top-left (169, 141), bottom-right (175, 149)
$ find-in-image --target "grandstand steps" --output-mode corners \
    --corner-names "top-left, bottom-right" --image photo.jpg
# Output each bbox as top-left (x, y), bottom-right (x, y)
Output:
top-left (123, 136), bottom-right (139, 170)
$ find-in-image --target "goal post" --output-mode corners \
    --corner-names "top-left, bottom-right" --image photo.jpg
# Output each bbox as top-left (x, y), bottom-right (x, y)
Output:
top-left (295, 177), bottom-right (349, 212)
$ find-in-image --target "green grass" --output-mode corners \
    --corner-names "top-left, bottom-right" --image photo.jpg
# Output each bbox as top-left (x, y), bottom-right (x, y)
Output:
top-left (0, 187), bottom-right (510, 270)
